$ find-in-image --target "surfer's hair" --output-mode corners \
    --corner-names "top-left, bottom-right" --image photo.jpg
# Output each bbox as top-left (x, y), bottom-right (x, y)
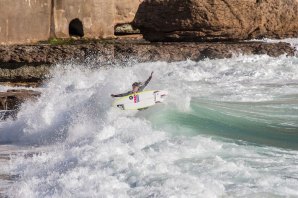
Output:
top-left (132, 82), bottom-right (141, 87)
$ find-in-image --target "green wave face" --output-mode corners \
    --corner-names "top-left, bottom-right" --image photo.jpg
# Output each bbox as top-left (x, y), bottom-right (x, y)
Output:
top-left (149, 96), bottom-right (298, 149)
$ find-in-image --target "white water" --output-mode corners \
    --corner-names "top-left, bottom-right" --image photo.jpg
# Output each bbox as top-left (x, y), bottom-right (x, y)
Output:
top-left (0, 54), bottom-right (298, 197)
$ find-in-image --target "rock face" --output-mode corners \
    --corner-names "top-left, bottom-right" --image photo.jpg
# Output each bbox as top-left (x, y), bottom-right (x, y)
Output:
top-left (133, 0), bottom-right (298, 41)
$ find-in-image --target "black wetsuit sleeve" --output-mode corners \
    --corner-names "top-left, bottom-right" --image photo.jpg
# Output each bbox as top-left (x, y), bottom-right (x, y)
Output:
top-left (112, 91), bottom-right (132, 97)
top-left (139, 75), bottom-right (152, 91)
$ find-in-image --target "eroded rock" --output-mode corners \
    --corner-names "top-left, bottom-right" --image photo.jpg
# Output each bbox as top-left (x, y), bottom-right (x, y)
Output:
top-left (133, 0), bottom-right (298, 41)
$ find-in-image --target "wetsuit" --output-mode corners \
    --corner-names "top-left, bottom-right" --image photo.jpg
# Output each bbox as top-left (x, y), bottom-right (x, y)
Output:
top-left (112, 75), bottom-right (152, 97)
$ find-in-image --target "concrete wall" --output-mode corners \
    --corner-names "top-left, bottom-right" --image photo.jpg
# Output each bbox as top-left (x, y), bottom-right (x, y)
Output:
top-left (54, 0), bottom-right (115, 39)
top-left (0, 0), bottom-right (143, 45)
top-left (114, 0), bottom-right (142, 24)
top-left (0, 0), bottom-right (51, 45)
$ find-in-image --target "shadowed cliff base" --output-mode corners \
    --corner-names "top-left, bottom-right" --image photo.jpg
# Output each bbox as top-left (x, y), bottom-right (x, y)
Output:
top-left (133, 0), bottom-right (298, 42)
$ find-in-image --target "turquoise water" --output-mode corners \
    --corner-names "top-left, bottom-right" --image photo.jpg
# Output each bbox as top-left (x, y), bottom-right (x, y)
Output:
top-left (0, 54), bottom-right (298, 197)
top-left (149, 98), bottom-right (298, 149)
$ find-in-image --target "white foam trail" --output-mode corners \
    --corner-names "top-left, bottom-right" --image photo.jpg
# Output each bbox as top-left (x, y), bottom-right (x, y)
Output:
top-left (0, 85), bottom-right (43, 92)
top-left (0, 55), bottom-right (297, 197)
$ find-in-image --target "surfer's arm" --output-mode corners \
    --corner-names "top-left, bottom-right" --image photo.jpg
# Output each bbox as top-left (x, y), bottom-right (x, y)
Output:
top-left (140, 72), bottom-right (153, 90)
top-left (111, 91), bottom-right (132, 97)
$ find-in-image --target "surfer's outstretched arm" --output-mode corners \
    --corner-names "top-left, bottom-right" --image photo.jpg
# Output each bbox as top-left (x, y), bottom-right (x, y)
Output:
top-left (111, 91), bottom-right (132, 97)
top-left (139, 72), bottom-right (153, 91)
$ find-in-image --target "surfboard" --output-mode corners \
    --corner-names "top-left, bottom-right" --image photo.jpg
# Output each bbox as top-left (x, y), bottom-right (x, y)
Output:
top-left (112, 90), bottom-right (168, 110)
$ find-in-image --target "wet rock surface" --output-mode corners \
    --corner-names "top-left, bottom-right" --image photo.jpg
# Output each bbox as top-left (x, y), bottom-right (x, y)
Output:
top-left (0, 41), bottom-right (295, 84)
top-left (0, 89), bottom-right (40, 120)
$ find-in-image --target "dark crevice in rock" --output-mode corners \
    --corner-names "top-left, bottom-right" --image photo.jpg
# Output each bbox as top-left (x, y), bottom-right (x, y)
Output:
top-left (69, 18), bottom-right (84, 37)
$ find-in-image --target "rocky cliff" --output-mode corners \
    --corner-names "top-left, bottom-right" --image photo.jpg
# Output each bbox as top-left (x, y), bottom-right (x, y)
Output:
top-left (133, 0), bottom-right (298, 41)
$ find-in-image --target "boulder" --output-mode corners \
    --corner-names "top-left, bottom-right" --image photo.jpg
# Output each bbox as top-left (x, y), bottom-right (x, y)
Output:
top-left (133, 0), bottom-right (298, 41)
top-left (0, 89), bottom-right (40, 110)
top-left (0, 89), bottom-right (40, 120)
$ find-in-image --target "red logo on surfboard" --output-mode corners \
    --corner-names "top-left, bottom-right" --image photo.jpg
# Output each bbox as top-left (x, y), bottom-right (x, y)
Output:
top-left (133, 94), bottom-right (139, 103)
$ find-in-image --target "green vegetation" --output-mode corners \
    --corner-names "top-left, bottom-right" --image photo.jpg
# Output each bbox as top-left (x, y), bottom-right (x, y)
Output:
top-left (38, 38), bottom-right (77, 45)
top-left (38, 36), bottom-right (148, 46)
top-left (46, 38), bottom-right (77, 45)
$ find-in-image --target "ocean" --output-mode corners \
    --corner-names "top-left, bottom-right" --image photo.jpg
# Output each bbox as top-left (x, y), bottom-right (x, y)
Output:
top-left (0, 41), bottom-right (298, 197)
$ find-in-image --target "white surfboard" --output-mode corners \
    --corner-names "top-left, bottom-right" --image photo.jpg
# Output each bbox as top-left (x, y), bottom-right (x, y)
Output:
top-left (112, 90), bottom-right (168, 110)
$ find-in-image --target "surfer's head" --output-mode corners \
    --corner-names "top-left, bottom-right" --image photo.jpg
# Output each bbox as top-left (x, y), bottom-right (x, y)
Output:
top-left (132, 82), bottom-right (141, 93)
top-left (132, 82), bottom-right (141, 87)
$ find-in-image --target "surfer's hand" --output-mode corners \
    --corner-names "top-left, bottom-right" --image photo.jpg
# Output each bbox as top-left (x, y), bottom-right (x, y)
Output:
top-left (150, 71), bottom-right (154, 77)
top-left (111, 94), bottom-right (115, 97)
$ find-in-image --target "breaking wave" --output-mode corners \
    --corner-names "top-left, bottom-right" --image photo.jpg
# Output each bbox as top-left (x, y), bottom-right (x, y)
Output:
top-left (1, 54), bottom-right (298, 197)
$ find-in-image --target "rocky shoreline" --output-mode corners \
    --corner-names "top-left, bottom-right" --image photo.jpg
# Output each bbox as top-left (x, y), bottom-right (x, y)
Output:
top-left (0, 41), bottom-right (295, 85)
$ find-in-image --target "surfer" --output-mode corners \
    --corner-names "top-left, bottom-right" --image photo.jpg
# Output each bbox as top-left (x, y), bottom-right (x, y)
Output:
top-left (111, 71), bottom-right (154, 97)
